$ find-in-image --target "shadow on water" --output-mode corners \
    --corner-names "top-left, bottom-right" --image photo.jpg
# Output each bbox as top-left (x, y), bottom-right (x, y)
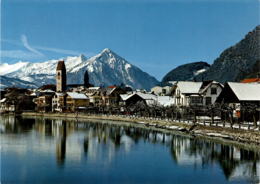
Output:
top-left (0, 115), bottom-right (259, 183)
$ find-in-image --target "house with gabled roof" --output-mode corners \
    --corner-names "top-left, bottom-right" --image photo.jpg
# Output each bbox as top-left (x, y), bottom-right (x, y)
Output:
top-left (173, 81), bottom-right (223, 107)
top-left (151, 86), bottom-right (173, 96)
top-left (199, 81), bottom-right (223, 106)
top-left (216, 82), bottom-right (260, 121)
top-left (85, 87), bottom-right (102, 106)
top-left (120, 92), bottom-right (157, 106)
top-left (120, 93), bottom-right (146, 107)
top-left (52, 92), bottom-right (66, 112)
top-left (216, 82), bottom-right (260, 105)
top-left (34, 88), bottom-right (55, 112)
top-left (120, 91), bottom-right (174, 107)
top-left (66, 92), bottom-right (89, 112)
top-left (101, 86), bottom-right (126, 106)
top-left (173, 81), bottom-right (203, 107)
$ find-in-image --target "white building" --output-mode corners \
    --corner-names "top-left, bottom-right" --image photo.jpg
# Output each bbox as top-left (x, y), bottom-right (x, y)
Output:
top-left (120, 91), bottom-right (175, 107)
top-left (173, 81), bottom-right (223, 107)
top-left (0, 98), bottom-right (15, 112)
top-left (173, 81), bottom-right (203, 107)
top-left (85, 87), bottom-right (102, 106)
top-left (52, 92), bottom-right (66, 112)
top-left (199, 81), bottom-right (223, 106)
top-left (151, 86), bottom-right (173, 96)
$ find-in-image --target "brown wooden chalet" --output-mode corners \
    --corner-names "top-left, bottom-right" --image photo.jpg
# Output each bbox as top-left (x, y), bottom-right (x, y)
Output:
top-left (216, 82), bottom-right (260, 121)
top-left (101, 86), bottom-right (126, 106)
top-left (120, 93), bottom-right (146, 107)
top-left (66, 92), bottom-right (89, 112)
top-left (34, 89), bottom-right (55, 112)
top-left (216, 82), bottom-right (260, 106)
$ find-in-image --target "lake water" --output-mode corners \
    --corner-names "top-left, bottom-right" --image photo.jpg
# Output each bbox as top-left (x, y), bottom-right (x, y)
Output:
top-left (1, 115), bottom-right (259, 184)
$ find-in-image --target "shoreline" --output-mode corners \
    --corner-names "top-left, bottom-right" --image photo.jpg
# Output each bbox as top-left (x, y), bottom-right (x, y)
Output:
top-left (17, 112), bottom-right (260, 148)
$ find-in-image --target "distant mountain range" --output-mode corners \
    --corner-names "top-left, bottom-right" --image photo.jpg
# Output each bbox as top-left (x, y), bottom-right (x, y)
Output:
top-left (161, 25), bottom-right (260, 84)
top-left (0, 75), bottom-right (38, 89)
top-left (0, 48), bottom-right (159, 90)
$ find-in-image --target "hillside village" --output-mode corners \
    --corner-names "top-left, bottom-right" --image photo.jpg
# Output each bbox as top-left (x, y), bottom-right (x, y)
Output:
top-left (0, 60), bottom-right (260, 129)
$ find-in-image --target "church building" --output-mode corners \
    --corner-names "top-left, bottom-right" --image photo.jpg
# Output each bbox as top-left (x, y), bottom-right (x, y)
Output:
top-left (56, 60), bottom-right (67, 92)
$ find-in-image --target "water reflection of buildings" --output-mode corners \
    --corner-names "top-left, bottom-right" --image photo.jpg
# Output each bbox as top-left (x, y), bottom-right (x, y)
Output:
top-left (0, 115), bottom-right (259, 183)
top-left (169, 136), bottom-right (259, 182)
top-left (56, 121), bottom-right (66, 166)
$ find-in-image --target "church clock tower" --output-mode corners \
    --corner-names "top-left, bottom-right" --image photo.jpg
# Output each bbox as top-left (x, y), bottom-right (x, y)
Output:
top-left (56, 60), bottom-right (66, 92)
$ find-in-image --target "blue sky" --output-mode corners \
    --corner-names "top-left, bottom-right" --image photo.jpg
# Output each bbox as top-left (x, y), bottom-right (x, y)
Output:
top-left (1, 0), bottom-right (259, 80)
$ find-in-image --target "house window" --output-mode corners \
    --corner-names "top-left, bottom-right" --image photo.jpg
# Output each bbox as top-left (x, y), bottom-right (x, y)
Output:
top-left (57, 72), bottom-right (61, 79)
top-left (211, 87), bottom-right (217, 95)
top-left (162, 89), bottom-right (167, 94)
top-left (190, 96), bottom-right (202, 104)
top-left (206, 97), bottom-right (212, 105)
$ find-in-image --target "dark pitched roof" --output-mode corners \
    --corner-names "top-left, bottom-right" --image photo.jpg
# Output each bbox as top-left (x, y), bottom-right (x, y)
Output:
top-left (56, 60), bottom-right (66, 70)
top-left (38, 84), bottom-right (56, 91)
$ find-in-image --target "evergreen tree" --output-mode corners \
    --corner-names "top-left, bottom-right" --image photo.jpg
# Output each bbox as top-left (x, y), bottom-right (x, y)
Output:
top-left (84, 70), bottom-right (89, 87)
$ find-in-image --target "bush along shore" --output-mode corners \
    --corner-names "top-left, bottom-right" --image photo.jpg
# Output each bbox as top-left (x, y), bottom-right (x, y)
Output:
top-left (20, 112), bottom-right (260, 147)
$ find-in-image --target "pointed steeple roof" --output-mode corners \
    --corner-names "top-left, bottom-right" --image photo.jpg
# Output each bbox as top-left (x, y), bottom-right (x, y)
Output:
top-left (56, 60), bottom-right (66, 70)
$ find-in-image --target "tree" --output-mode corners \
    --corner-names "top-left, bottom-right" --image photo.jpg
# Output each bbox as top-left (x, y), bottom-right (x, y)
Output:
top-left (84, 70), bottom-right (90, 87)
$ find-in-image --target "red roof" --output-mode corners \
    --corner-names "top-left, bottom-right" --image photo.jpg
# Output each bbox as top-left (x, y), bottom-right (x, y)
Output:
top-left (241, 78), bottom-right (260, 83)
top-left (108, 85), bottom-right (117, 88)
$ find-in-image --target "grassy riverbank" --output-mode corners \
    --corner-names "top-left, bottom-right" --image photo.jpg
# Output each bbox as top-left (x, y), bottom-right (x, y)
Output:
top-left (21, 112), bottom-right (260, 147)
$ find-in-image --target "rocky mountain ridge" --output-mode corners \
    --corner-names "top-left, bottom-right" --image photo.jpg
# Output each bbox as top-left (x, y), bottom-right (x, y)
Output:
top-left (162, 25), bottom-right (260, 84)
top-left (196, 25), bottom-right (260, 82)
top-left (161, 61), bottom-right (210, 84)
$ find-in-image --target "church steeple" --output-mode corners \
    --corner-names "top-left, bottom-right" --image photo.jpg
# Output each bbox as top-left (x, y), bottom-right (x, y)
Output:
top-left (56, 60), bottom-right (66, 92)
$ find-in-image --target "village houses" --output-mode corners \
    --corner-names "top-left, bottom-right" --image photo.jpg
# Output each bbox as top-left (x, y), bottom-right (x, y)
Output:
top-left (85, 87), bottom-right (102, 106)
top-left (1, 58), bottom-right (259, 118)
top-left (120, 91), bottom-right (175, 107)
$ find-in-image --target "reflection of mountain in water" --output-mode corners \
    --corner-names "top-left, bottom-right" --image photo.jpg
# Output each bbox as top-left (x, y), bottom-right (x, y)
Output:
top-left (0, 116), bottom-right (259, 182)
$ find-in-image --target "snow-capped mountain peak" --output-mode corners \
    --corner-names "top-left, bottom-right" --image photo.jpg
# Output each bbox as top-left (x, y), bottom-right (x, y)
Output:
top-left (102, 48), bottom-right (112, 53)
top-left (93, 48), bottom-right (120, 63)
top-left (0, 61), bottom-right (29, 75)
top-left (1, 48), bottom-right (158, 90)
top-left (79, 54), bottom-right (87, 61)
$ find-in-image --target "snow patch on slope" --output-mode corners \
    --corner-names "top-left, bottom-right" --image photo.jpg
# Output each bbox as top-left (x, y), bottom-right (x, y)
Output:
top-left (194, 68), bottom-right (207, 76)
